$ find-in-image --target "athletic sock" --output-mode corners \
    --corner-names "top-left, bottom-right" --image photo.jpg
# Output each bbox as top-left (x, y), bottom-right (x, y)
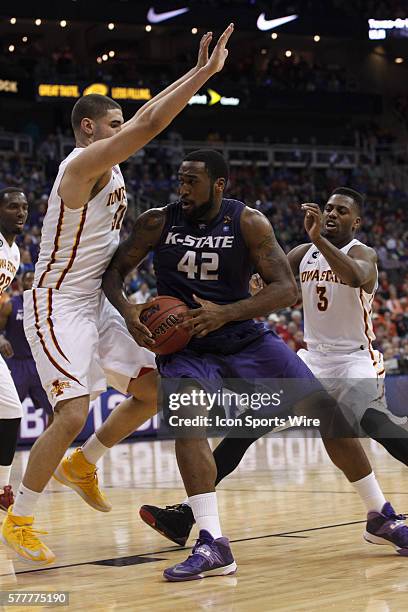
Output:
top-left (12, 484), bottom-right (42, 517)
top-left (351, 471), bottom-right (387, 513)
top-left (188, 492), bottom-right (222, 539)
top-left (180, 437), bottom-right (259, 508)
top-left (82, 434), bottom-right (110, 464)
top-left (0, 464), bottom-right (12, 488)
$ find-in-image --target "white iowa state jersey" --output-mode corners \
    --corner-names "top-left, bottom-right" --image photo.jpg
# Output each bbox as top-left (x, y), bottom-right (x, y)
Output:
top-left (34, 147), bottom-right (127, 296)
top-left (0, 233), bottom-right (20, 294)
top-left (299, 239), bottom-right (377, 352)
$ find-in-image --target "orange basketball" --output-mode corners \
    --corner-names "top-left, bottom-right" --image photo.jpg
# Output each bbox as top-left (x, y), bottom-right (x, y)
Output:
top-left (140, 296), bottom-right (193, 355)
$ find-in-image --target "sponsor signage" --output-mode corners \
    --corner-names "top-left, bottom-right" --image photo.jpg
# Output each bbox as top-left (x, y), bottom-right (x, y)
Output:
top-left (188, 88), bottom-right (240, 107)
top-left (368, 17), bottom-right (408, 39)
top-left (0, 79), bottom-right (19, 93)
top-left (37, 82), bottom-right (152, 101)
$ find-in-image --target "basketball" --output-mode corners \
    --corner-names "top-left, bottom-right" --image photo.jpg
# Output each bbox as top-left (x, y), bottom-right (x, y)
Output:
top-left (140, 296), bottom-right (192, 355)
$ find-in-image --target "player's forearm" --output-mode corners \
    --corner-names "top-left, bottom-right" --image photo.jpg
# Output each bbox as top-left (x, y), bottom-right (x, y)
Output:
top-left (102, 267), bottom-right (133, 319)
top-left (222, 280), bottom-right (298, 322)
top-left (144, 65), bottom-right (212, 132)
top-left (124, 67), bottom-right (198, 127)
top-left (313, 236), bottom-right (368, 287)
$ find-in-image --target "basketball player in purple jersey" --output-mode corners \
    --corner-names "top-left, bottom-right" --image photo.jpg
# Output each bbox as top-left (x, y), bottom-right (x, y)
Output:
top-left (102, 150), bottom-right (381, 581)
top-left (139, 186), bottom-right (408, 557)
top-left (0, 271), bottom-right (53, 425)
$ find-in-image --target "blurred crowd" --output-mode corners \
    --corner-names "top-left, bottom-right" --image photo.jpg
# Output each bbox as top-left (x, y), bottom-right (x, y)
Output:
top-left (1, 134), bottom-right (407, 372)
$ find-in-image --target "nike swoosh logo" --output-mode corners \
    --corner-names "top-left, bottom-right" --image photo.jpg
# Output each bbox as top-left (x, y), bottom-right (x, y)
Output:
top-left (256, 13), bottom-right (298, 31)
top-left (147, 7), bottom-right (189, 23)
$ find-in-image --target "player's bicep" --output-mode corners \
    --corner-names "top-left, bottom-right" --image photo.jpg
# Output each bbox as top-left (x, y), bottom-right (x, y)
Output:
top-left (108, 208), bottom-right (166, 278)
top-left (348, 246), bottom-right (377, 284)
top-left (65, 118), bottom-right (155, 181)
top-left (242, 210), bottom-right (294, 285)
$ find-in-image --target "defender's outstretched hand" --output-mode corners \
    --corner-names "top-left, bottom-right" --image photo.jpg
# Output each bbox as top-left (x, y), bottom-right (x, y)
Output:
top-left (206, 23), bottom-right (234, 75)
top-left (196, 32), bottom-right (213, 69)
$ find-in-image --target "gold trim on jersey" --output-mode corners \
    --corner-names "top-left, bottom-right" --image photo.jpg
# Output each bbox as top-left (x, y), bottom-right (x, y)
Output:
top-left (38, 201), bottom-right (65, 288)
top-left (55, 203), bottom-right (88, 289)
top-left (33, 289), bottom-right (83, 386)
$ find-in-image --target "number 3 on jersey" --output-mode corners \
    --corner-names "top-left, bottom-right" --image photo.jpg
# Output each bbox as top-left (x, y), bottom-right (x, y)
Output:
top-left (177, 250), bottom-right (219, 280)
top-left (316, 286), bottom-right (328, 311)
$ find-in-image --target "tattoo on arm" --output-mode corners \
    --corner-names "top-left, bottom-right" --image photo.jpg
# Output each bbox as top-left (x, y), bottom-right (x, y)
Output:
top-left (111, 208), bottom-right (165, 279)
top-left (251, 230), bottom-right (292, 284)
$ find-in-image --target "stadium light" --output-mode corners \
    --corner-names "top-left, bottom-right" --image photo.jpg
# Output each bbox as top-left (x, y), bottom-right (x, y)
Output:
top-left (261, 48), bottom-right (267, 55)
top-left (314, 35), bottom-right (320, 42)
top-left (109, 50), bottom-right (115, 58)
top-left (271, 32), bottom-right (278, 39)
top-left (192, 27), bottom-right (198, 34)
top-left (22, 36), bottom-right (28, 42)
top-left (35, 19), bottom-right (42, 26)
top-left (395, 57), bottom-right (404, 63)
top-left (108, 23), bottom-right (115, 30)
top-left (60, 20), bottom-right (67, 28)
top-left (102, 54), bottom-right (108, 61)
top-left (8, 45), bottom-right (15, 52)
top-left (145, 25), bottom-right (152, 32)
top-left (97, 57), bottom-right (102, 64)
top-left (10, 18), bottom-right (16, 25)
top-left (285, 50), bottom-right (292, 57)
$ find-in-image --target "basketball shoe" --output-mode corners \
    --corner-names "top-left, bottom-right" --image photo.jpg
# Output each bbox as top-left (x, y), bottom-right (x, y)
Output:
top-left (0, 485), bottom-right (14, 512)
top-left (364, 502), bottom-right (408, 556)
top-left (163, 529), bottom-right (237, 581)
top-left (1, 507), bottom-right (55, 565)
top-left (139, 503), bottom-right (195, 546)
top-left (53, 448), bottom-right (112, 512)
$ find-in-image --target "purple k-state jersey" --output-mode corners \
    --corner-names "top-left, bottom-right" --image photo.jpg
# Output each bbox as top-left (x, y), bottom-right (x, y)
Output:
top-left (153, 198), bottom-right (267, 353)
top-left (5, 294), bottom-right (32, 359)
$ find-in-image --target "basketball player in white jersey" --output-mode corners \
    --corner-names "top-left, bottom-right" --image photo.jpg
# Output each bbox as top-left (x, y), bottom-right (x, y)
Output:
top-left (0, 188), bottom-right (28, 512)
top-left (138, 187), bottom-right (408, 555)
top-left (1, 25), bottom-right (234, 565)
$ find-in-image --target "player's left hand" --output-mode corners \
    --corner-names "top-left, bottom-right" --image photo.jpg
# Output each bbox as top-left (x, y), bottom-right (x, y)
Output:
top-left (301, 203), bottom-right (323, 243)
top-left (179, 294), bottom-right (228, 338)
top-left (196, 32), bottom-right (213, 69)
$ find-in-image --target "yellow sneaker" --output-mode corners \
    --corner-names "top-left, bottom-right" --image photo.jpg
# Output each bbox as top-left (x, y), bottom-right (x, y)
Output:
top-left (1, 507), bottom-right (55, 565)
top-left (53, 448), bottom-right (112, 512)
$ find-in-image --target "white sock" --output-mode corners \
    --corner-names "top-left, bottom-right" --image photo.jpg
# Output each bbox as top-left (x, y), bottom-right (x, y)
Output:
top-left (188, 492), bottom-right (222, 539)
top-left (82, 434), bottom-right (110, 464)
top-left (12, 484), bottom-right (42, 517)
top-left (0, 464), bottom-right (12, 488)
top-left (351, 472), bottom-right (387, 513)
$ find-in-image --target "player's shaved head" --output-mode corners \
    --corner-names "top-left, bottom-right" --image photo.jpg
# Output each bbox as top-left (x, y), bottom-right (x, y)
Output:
top-left (71, 94), bottom-right (122, 132)
top-left (0, 187), bottom-right (26, 206)
top-left (330, 187), bottom-right (364, 216)
top-left (184, 149), bottom-right (229, 183)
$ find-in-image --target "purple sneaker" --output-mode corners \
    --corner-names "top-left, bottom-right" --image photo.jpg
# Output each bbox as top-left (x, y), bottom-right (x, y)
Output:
top-left (364, 502), bottom-right (408, 556)
top-left (163, 529), bottom-right (237, 581)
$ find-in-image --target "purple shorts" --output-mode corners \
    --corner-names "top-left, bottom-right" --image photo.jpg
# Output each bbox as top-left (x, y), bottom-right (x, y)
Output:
top-left (7, 357), bottom-right (53, 415)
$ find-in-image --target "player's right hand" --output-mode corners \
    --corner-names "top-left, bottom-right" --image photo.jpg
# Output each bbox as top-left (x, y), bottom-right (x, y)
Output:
top-left (123, 305), bottom-right (155, 349)
top-left (0, 336), bottom-right (14, 359)
top-left (206, 23), bottom-right (234, 74)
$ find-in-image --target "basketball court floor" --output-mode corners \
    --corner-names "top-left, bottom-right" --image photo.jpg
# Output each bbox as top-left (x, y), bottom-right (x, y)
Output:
top-left (1, 433), bottom-right (407, 611)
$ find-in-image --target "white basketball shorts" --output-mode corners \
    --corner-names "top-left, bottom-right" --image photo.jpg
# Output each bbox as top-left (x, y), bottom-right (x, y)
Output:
top-left (297, 347), bottom-right (405, 426)
top-left (23, 288), bottom-right (156, 407)
top-left (0, 354), bottom-right (23, 419)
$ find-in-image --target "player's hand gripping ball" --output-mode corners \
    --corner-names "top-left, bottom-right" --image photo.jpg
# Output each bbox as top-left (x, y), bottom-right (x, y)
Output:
top-left (140, 296), bottom-right (193, 355)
